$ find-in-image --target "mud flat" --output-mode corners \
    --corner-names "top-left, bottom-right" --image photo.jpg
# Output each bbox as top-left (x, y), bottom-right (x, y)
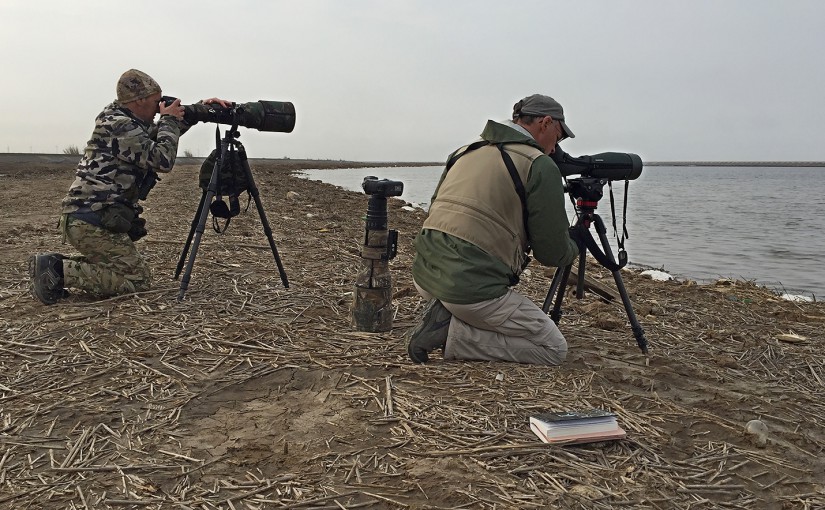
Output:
top-left (0, 158), bottom-right (823, 509)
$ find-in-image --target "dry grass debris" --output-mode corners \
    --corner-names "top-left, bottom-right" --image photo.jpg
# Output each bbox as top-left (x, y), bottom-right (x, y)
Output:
top-left (0, 158), bottom-right (823, 509)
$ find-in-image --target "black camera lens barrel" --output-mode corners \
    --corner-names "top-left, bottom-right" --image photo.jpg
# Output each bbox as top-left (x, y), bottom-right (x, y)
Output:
top-left (365, 196), bottom-right (389, 230)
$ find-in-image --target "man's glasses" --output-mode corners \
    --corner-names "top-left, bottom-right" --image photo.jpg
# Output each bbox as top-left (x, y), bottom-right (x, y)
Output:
top-left (555, 120), bottom-right (568, 144)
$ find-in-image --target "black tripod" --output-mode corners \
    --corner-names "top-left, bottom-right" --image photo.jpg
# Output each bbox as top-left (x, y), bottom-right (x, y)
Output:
top-left (174, 125), bottom-right (289, 300)
top-left (541, 177), bottom-right (649, 355)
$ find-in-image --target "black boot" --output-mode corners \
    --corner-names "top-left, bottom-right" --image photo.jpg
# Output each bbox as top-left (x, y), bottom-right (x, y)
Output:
top-left (406, 299), bottom-right (452, 363)
top-left (29, 253), bottom-right (65, 305)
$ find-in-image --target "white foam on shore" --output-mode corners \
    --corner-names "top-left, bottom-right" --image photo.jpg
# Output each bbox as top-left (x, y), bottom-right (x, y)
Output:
top-left (640, 269), bottom-right (673, 281)
top-left (780, 293), bottom-right (814, 302)
top-left (401, 202), bottom-right (424, 211)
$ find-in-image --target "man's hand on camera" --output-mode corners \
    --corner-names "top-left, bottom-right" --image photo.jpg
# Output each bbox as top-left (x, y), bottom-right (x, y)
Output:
top-left (159, 98), bottom-right (184, 120)
top-left (201, 98), bottom-right (233, 108)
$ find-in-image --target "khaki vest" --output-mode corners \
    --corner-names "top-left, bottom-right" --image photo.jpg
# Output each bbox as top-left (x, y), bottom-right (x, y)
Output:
top-left (424, 143), bottom-right (543, 273)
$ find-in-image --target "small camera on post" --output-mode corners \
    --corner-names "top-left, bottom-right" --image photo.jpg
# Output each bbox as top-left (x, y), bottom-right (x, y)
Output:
top-left (353, 176), bottom-right (404, 332)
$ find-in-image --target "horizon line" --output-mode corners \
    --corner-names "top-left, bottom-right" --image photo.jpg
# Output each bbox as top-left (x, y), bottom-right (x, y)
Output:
top-left (2, 153), bottom-right (824, 167)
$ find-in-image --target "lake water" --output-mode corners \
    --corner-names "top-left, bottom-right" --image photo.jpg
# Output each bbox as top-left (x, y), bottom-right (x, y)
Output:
top-left (297, 165), bottom-right (825, 298)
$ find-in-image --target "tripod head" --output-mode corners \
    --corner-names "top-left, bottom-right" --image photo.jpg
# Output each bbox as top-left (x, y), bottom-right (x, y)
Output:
top-left (564, 176), bottom-right (608, 216)
top-left (546, 174), bottom-right (650, 355)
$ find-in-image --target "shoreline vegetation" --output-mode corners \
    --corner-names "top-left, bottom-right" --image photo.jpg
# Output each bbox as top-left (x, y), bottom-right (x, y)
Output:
top-left (2, 153), bottom-right (824, 168)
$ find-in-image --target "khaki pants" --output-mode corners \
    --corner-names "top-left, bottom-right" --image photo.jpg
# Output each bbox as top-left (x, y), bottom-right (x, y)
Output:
top-left (414, 281), bottom-right (567, 366)
top-left (60, 214), bottom-right (152, 297)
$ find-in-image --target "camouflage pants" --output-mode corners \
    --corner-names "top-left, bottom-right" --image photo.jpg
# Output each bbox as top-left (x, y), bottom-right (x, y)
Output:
top-left (60, 214), bottom-right (152, 296)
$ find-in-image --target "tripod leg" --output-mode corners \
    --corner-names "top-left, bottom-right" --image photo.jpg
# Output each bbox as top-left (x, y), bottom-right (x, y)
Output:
top-left (544, 264), bottom-right (573, 323)
top-left (237, 146), bottom-right (289, 288)
top-left (575, 249), bottom-right (587, 299)
top-left (174, 189), bottom-right (208, 280)
top-left (542, 266), bottom-right (564, 313)
top-left (591, 214), bottom-right (649, 355)
top-left (177, 142), bottom-right (225, 301)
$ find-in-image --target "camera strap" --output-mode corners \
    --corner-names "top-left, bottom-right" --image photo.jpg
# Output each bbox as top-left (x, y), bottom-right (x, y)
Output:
top-left (210, 126), bottom-right (235, 234)
top-left (607, 180), bottom-right (630, 266)
top-left (205, 126), bottom-right (250, 234)
top-left (579, 227), bottom-right (623, 272)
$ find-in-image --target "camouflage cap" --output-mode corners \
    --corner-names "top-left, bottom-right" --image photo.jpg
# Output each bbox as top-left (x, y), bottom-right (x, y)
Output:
top-left (116, 69), bottom-right (161, 103)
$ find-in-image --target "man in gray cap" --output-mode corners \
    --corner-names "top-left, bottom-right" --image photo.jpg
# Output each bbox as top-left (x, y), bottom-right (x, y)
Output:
top-left (28, 69), bottom-right (230, 304)
top-left (407, 94), bottom-right (579, 365)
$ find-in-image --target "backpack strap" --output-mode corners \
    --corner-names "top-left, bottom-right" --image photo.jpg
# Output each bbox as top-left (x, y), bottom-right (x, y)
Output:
top-left (495, 143), bottom-right (530, 253)
top-left (445, 140), bottom-right (490, 172)
top-left (440, 140), bottom-right (531, 249)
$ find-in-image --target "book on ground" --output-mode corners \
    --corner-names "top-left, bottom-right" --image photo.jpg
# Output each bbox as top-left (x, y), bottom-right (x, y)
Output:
top-left (529, 409), bottom-right (626, 445)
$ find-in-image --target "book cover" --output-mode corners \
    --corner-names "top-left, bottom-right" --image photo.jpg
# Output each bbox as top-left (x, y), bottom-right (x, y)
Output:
top-left (531, 409), bottom-right (616, 423)
top-left (529, 409), bottom-right (625, 444)
top-left (530, 422), bottom-right (627, 445)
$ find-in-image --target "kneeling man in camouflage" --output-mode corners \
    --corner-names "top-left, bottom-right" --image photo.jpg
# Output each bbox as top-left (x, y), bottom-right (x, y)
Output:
top-left (29, 69), bottom-right (229, 304)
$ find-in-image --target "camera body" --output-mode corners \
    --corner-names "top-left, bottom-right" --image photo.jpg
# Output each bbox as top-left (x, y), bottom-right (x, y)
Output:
top-left (160, 97), bottom-right (295, 133)
top-left (361, 176), bottom-right (404, 198)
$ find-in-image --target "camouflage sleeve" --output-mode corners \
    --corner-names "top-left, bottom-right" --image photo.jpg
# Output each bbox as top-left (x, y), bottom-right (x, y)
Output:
top-left (113, 114), bottom-right (186, 174)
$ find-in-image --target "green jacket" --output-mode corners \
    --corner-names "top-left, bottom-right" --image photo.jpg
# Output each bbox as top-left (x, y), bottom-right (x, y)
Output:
top-left (412, 120), bottom-right (578, 304)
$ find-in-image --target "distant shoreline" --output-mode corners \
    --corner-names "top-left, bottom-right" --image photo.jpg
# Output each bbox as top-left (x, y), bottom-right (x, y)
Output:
top-left (1, 153), bottom-right (823, 168)
top-left (0, 153), bottom-right (441, 169)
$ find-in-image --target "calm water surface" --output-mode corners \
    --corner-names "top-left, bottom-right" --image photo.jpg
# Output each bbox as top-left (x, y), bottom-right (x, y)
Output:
top-left (298, 166), bottom-right (825, 298)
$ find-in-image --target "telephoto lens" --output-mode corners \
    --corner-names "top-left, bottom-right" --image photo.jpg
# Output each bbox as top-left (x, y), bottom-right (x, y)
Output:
top-left (171, 100), bottom-right (296, 133)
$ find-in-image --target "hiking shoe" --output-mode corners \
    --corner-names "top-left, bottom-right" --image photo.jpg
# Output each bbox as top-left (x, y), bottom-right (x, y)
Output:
top-left (407, 299), bottom-right (451, 363)
top-left (29, 253), bottom-right (65, 305)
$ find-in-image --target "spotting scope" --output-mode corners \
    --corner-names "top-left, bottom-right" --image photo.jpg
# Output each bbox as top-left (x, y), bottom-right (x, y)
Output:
top-left (551, 145), bottom-right (643, 180)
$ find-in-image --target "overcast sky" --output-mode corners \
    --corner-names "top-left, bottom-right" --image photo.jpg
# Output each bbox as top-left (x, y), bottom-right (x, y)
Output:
top-left (2, 1), bottom-right (823, 162)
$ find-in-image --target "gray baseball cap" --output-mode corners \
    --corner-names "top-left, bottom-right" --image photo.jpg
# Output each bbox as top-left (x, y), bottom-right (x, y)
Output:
top-left (512, 94), bottom-right (575, 139)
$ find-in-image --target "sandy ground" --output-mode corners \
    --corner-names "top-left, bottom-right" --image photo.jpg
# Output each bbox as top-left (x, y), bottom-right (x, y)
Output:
top-left (0, 156), bottom-right (823, 509)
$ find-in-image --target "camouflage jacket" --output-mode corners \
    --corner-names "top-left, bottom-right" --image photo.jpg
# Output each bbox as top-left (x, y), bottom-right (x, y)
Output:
top-left (61, 101), bottom-right (190, 214)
